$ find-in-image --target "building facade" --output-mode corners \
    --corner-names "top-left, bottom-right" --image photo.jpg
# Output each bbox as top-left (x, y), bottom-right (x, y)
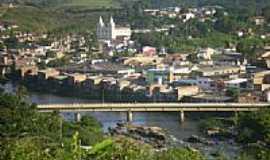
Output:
top-left (96, 16), bottom-right (131, 40)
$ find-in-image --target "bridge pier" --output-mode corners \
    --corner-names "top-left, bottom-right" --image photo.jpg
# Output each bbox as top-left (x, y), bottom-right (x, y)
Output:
top-left (180, 111), bottom-right (185, 123)
top-left (127, 110), bottom-right (133, 122)
top-left (74, 112), bottom-right (81, 122)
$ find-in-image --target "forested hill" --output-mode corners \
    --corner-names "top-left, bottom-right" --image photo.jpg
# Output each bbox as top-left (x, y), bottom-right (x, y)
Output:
top-left (2, 0), bottom-right (270, 7)
top-left (0, 0), bottom-right (68, 6)
top-left (1, 0), bottom-right (270, 13)
top-left (0, 0), bottom-right (269, 33)
top-left (0, 0), bottom-right (120, 8)
top-left (120, 0), bottom-right (270, 13)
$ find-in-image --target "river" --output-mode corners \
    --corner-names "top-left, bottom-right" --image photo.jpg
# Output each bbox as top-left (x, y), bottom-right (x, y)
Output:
top-left (1, 82), bottom-right (240, 159)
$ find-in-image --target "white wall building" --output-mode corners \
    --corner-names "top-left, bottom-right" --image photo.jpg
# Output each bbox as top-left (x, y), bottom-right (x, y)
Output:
top-left (224, 78), bottom-right (248, 89)
top-left (197, 48), bottom-right (215, 60)
top-left (175, 77), bottom-right (215, 90)
top-left (96, 16), bottom-right (131, 41)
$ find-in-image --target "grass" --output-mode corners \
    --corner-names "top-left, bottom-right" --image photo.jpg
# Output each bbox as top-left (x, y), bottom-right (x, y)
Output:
top-left (1, 6), bottom-right (65, 33)
top-left (0, 0), bottom-right (121, 33)
top-left (0, 4), bottom-right (113, 33)
top-left (62, 0), bottom-right (120, 9)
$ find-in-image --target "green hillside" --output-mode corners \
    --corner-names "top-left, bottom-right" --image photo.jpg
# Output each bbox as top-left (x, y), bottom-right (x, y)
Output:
top-left (62, 0), bottom-right (120, 9)
top-left (1, 6), bottom-right (61, 32)
top-left (0, 0), bottom-right (121, 33)
top-left (0, 0), bottom-right (120, 9)
top-left (1, 0), bottom-right (269, 34)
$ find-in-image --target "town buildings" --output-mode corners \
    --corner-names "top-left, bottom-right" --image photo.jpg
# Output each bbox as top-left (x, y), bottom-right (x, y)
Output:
top-left (1, 8), bottom-right (270, 103)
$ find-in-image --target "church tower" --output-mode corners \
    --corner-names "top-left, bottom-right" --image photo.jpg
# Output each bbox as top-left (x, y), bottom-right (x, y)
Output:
top-left (99, 16), bottom-right (105, 27)
top-left (109, 16), bottom-right (116, 39)
top-left (96, 16), bottom-right (131, 41)
top-left (97, 16), bottom-right (105, 40)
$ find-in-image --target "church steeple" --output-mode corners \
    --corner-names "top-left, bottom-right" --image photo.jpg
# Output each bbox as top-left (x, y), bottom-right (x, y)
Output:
top-left (109, 16), bottom-right (115, 27)
top-left (99, 16), bottom-right (104, 27)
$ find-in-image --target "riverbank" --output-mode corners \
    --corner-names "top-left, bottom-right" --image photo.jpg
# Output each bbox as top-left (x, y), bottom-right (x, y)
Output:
top-left (1, 81), bottom-right (242, 159)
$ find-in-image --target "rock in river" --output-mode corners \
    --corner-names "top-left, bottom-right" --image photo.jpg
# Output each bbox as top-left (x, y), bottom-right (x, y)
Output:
top-left (108, 122), bottom-right (167, 148)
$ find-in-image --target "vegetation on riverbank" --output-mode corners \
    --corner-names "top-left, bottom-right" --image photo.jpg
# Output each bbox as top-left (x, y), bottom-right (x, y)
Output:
top-left (1, 84), bottom-right (270, 159)
top-left (0, 87), bottom-right (208, 160)
top-left (199, 108), bottom-right (270, 160)
top-left (236, 109), bottom-right (270, 160)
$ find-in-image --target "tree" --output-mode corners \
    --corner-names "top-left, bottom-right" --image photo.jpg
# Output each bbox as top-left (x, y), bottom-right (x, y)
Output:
top-left (157, 148), bottom-right (205, 160)
top-left (226, 87), bottom-right (240, 101)
top-left (262, 6), bottom-right (270, 22)
top-left (237, 109), bottom-right (270, 144)
top-left (236, 37), bottom-right (264, 59)
top-left (16, 85), bottom-right (28, 100)
top-left (0, 93), bottom-right (104, 160)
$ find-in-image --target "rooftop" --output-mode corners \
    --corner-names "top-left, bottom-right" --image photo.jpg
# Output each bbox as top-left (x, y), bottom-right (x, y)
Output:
top-left (225, 78), bottom-right (247, 84)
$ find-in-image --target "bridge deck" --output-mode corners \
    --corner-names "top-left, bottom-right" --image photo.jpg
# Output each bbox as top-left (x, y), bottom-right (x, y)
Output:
top-left (37, 103), bottom-right (269, 112)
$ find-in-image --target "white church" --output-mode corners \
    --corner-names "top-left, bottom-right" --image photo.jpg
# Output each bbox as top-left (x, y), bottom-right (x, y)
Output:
top-left (96, 16), bottom-right (132, 41)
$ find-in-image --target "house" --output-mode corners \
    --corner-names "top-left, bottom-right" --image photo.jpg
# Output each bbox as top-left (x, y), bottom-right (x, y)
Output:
top-left (99, 77), bottom-right (117, 91)
top-left (124, 54), bottom-right (163, 66)
top-left (83, 76), bottom-right (103, 90)
top-left (14, 56), bottom-right (36, 70)
top-left (251, 16), bottom-right (265, 25)
top-left (170, 66), bottom-right (191, 81)
top-left (147, 84), bottom-right (175, 101)
top-left (253, 70), bottom-right (270, 91)
top-left (38, 68), bottom-right (60, 80)
top-left (176, 85), bottom-right (200, 100)
top-left (142, 46), bottom-right (157, 57)
top-left (224, 78), bottom-right (248, 89)
top-left (180, 13), bottom-right (195, 22)
top-left (264, 88), bottom-right (270, 102)
top-left (67, 73), bottom-right (87, 86)
top-left (90, 62), bottom-right (135, 75)
top-left (197, 48), bottom-right (215, 60)
top-left (214, 52), bottom-right (247, 66)
top-left (261, 51), bottom-right (270, 68)
top-left (148, 84), bottom-right (168, 97)
top-left (175, 77), bottom-right (216, 90)
top-left (146, 68), bottom-right (171, 84)
top-left (194, 66), bottom-right (242, 77)
top-left (19, 66), bottom-right (38, 78)
top-left (183, 93), bottom-right (233, 103)
top-left (117, 79), bottom-right (131, 91)
top-left (238, 92), bottom-right (261, 103)
top-left (48, 75), bottom-right (68, 86)
top-left (163, 53), bottom-right (189, 65)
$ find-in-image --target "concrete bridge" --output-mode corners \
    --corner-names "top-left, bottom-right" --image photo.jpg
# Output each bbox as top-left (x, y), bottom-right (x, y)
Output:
top-left (37, 103), bottom-right (270, 122)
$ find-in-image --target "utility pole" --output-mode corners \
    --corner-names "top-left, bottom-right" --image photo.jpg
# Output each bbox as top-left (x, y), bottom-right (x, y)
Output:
top-left (102, 88), bottom-right (105, 103)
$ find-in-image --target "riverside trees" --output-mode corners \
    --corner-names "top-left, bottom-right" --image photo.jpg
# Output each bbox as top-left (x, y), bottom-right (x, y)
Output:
top-left (0, 90), bottom-right (206, 160)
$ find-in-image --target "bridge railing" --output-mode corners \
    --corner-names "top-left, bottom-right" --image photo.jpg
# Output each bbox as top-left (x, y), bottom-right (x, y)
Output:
top-left (37, 103), bottom-right (270, 109)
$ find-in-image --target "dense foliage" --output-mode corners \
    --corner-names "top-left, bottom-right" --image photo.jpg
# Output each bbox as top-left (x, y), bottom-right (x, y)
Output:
top-left (0, 88), bottom-right (207, 160)
top-left (235, 108), bottom-right (270, 160)
top-left (0, 90), bottom-right (104, 159)
top-left (86, 137), bottom-right (205, 160)
top-left (237, 109), bottom-right (270, 145)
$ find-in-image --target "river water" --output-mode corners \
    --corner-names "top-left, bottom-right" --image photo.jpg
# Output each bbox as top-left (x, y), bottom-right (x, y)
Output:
top-left (1, 83), bottom-right (240, 159)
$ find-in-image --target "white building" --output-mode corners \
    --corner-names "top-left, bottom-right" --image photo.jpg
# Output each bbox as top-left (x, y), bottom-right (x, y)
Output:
top-left (96, 16), bottom-right (131, 41)
top-left (224, 78), bottom-right (248, 89)
top-left (197, 48), bottom-right (215, 60)
top-left (175, 77), bottom-right (215, 90)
